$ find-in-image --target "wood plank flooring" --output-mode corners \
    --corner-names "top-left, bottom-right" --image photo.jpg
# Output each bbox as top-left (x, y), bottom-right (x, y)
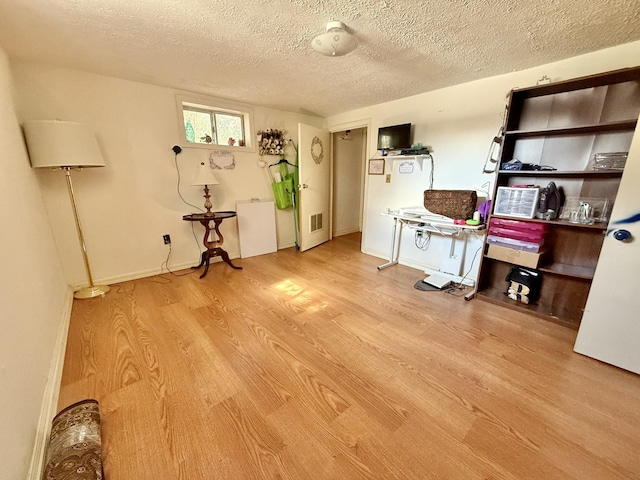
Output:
top-left (58, 233), bottom-right (640, 479)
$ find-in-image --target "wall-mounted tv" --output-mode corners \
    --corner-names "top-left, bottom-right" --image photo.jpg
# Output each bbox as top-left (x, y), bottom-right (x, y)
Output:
top-left (377, 123), bottom-right (411, 151)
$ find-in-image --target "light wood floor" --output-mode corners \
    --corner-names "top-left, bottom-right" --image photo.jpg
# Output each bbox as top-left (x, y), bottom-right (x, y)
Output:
top-left (58, 233), bottom-right (640, 479)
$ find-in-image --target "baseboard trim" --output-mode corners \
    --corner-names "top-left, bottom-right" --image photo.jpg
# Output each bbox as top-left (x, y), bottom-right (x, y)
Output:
top-left (363, 247), bottom-right (478, 285)
top-left (362, 247), bottom-right (437, 272)
top-left (333, 228), bottom-right (360, 237)
top-left (69, 251), bottom-right (242, 289)
top-left (361, 247), bottom-right (388, 261)
top-left (96, 260), bottom-right (199, 286)
top-left (27, 286), bottom-right (74, 480)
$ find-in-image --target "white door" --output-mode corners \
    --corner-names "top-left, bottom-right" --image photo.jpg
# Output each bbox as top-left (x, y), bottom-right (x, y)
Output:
top-left (574, 120), bottom-right (640, 374)
top-left (298, 123), bottom-right (331, 251)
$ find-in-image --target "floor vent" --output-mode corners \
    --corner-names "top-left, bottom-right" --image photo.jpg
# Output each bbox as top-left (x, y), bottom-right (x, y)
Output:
top-left (310, 213), bottom-right (323, 233)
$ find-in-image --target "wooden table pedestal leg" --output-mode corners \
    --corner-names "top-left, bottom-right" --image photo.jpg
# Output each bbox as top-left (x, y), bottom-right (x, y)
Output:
top-left (193, 248), bottom-right (242, 279)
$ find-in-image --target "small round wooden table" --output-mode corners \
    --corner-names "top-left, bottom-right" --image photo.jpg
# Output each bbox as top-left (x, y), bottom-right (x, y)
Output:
top-left (182, 211), bottom-right (242, 279)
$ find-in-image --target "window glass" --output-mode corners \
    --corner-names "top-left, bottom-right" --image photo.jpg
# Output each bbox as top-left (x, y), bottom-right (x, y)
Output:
top-left (183, 109), bottom-right (214, 144)
top-left (215, 113), bottom-right (243, 146)
top-left (176, 94), bottom-right (255, 151)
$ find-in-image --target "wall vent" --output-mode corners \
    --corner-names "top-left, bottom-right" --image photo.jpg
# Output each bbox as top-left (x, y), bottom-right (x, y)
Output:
top-left (310, 213), bottom-right (323, 233)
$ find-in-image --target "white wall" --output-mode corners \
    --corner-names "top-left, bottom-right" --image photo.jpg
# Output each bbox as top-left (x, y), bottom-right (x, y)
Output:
top-left (14, 42), bottom-right (640, 288)
top-left (0, 48), bottom-right (70, 480)
top-left (3, 38), bottom-right (639, 479)
top-left (10, 60), bottom-right (323, 287)
top-left (332, 128), bottom-right (365, 236)
top-left (327, 40), bottom-right (640, 280)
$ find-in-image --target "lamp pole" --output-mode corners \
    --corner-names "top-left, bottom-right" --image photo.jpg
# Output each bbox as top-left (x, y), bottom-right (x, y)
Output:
top-left (63, 167), bottom-right (110, 299)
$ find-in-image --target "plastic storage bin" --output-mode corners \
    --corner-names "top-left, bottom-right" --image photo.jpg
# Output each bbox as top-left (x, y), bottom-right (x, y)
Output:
top-left (488, 218), bottom-right (547, 244)
top-left (489, 218), bottom-right (547, 234)
top-left (487, 235), bottom-right (544, 253)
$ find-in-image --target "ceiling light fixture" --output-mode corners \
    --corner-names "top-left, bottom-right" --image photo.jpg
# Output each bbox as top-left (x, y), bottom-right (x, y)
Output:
top-left (311, 21), bottom-right (358, 57)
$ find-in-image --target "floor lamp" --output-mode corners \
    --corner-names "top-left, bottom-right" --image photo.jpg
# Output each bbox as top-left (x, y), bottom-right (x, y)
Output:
top-left (23, 120), bottom-right (110, 299)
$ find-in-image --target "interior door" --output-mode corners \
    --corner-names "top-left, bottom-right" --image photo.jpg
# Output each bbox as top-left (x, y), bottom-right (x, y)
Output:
top-left (574, 118), bottom-right (640, 374)
top-left (298, 123), bottom-right (331, 251)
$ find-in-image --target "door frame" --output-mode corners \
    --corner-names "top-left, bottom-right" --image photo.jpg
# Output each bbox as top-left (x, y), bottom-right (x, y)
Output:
top-left (329, 118), bottom-right (372, 248)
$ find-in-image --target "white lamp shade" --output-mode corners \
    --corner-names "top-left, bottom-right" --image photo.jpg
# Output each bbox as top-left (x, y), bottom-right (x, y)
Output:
top-left (23, 120), bottom-right (105, 168)
top-left (311, 21), bottom-right (358, 57)
top-left (192, 162), bottom-right (219, 186)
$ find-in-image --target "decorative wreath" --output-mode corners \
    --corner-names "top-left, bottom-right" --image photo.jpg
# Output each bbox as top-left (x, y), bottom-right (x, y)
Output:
top-left (209, 150), bottom-right (235, 170)
top-left (311, 136), bottom-right (324, 165)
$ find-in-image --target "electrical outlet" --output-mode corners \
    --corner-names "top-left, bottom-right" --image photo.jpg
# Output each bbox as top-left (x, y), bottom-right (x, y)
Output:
top-left (163, 234), bottom-right (171, 245)
top-left (386, 174), bottom-right (391, 183)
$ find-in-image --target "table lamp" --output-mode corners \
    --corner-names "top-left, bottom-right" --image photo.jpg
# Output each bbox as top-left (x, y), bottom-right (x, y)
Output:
top-left (22, 120), bottom-right (110, 299)
top-left (192, 161), bottom-right (219, 215)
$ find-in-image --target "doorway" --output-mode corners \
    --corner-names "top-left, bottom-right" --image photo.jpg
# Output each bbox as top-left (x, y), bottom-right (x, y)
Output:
top-left (331, 127), bottom-right (367, 243)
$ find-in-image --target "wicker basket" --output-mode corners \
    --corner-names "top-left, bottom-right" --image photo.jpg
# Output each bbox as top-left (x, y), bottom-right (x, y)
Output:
top-left (423, 190), bottom-right (477, 219)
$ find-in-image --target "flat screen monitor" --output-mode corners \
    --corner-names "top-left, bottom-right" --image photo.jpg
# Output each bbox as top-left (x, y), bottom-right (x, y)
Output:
top-left (377, 123), bottom-right (411, 151)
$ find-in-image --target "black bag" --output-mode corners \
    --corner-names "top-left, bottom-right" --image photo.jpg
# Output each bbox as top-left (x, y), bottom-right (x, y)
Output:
top-left (505, 267), bottom-right (541, 304)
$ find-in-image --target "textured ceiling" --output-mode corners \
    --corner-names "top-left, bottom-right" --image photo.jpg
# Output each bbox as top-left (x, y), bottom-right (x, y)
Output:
top-left (1, 0), bottom-right (640, 117)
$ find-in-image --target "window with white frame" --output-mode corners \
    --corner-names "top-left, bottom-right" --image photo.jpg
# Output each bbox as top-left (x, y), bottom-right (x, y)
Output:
top-left (176, 94), bottom-right (255, 152)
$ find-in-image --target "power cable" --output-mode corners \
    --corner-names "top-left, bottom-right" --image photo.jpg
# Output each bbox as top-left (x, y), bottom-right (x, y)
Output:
top-left (173, 146), bottom-right (203, 213)
top-left (159, 146), bottom-right (206, 276)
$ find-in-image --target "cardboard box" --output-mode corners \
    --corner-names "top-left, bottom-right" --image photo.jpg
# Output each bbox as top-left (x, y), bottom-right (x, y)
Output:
top-left (486, 244), bottom-right (545, 269)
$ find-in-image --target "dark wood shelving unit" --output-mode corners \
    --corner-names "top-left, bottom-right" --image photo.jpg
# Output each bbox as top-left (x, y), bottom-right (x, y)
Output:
top-left (505, 119), bottom-right (637, 138)
top-left (537, 262), bottom-right (595, 280)
top-left (490, 214), bottom-right (609, 230)
top-left (475, 66), bottom-right (640, 329)
top-left (475, 287), bottom-right (579, 329)
top-left (497, 169), bottom-right (624, 178)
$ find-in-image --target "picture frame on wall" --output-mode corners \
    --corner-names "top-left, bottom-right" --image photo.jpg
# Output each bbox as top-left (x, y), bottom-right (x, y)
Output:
top-left (368, 158), bottom-right (385, 175)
